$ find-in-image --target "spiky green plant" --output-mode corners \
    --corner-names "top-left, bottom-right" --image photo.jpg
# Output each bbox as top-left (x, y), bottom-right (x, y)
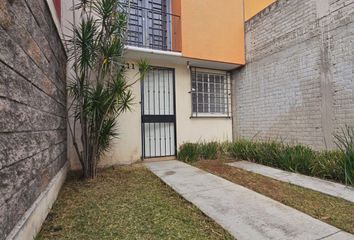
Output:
top-left (199, 142), bottom-right (219, 160)
top-left (334, 126), bottom-right (354, 185)
top-left (66, 0), bottom-right (149, 179)
top-left (178, 143), bottom-right (200, 163)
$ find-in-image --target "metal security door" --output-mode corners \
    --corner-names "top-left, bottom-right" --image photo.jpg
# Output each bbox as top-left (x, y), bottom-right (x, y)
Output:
top-left (141, 67), bottom-right (176, 158)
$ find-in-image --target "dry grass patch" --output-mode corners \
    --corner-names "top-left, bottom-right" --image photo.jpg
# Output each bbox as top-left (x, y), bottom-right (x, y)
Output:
top-left (37, 164), bottom-right (234, 240)
top-left (195, 160), bottom-right (354, 234)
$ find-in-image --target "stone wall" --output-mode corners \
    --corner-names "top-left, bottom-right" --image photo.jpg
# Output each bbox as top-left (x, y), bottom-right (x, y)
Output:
top-left (0, 0), bottom-right (67, 239)
top-left (232, 0), bottom-right (354, 150)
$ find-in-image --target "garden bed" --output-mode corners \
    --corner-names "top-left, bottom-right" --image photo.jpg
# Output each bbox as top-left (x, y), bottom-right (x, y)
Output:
top-left (195, 159), bottom-right (354, 234)
top-left (36, 165), bottom-right (233, 240)
top-left (178, 140), bottom-right (354, 185)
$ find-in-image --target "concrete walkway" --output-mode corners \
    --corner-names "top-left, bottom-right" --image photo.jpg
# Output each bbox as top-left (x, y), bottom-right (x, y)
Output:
top-left (145, 160), bottom-right (354, 240)
top-left (227, 161), bottom-right (354, 203)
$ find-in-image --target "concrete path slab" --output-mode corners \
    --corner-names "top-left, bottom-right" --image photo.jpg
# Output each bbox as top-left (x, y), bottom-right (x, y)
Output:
top-left (227, 161), bottom-right (354, 203)
top-left (145, 160), bottom-right (354, 240)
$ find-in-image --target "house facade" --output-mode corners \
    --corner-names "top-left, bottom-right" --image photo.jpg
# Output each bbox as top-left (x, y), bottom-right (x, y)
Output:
top-left (101, 0), bottom-right (245, 164)
top-left (64, 0), bottom-right (252, 168)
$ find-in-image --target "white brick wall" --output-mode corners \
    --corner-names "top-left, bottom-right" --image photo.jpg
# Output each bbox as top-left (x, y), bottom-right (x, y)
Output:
top-left (233, 0), bottom-right (354, 150)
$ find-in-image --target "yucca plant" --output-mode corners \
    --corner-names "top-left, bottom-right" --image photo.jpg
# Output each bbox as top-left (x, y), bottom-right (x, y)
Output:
top-left (66, 0), bottom-right (149, 179)
top-left (335, 126), bottom-right (354, 185)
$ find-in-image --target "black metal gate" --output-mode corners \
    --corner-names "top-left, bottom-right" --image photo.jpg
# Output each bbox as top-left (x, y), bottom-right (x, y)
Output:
top-left (141, 67), bottom-right (176, 158)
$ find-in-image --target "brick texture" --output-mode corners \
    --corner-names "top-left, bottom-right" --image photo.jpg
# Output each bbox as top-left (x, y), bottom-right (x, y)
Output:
top-left (232, 0), bottom-right (354, 150)
top-left (0, 0), bottom-right (67, 239)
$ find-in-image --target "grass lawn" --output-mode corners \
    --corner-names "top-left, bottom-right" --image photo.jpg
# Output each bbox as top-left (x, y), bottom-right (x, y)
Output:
top-left (37, 164), bottom-right (233, 240)
top-left (195, 160), bottom-right (354, 234)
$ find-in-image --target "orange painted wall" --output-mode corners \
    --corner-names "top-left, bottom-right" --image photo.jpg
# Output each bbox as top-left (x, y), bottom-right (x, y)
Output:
top-left (244, 0), bottom-right (275, 21)
top-left (171, 0), bottom-right (182, 52)
top-left (180, 0), bottom-right (245, 65)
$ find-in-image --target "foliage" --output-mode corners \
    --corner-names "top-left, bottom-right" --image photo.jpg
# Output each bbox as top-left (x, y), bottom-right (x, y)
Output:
top-left (199, 142), bottom-right (219, 160)
top-left (66, 0), bottom-right (149, 179)
top-left (178, 138), bottom-right (353, 185)
top-left (278, 145), bottom-right (314, 174)
top-left (177, 143), bottom-right (200, 163)
top-left (229, 139), bottom-right (258, 161)
top-left (178, 142), bottom-right (231, 163)
top-left (334, 126), bottom-right (354, 185)
top-left (310, 150), bottom-right (345, 182)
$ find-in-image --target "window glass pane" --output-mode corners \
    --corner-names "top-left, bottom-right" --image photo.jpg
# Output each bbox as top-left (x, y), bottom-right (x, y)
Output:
top-left (210, 103), bottom-right (216, 113)
top-left (209, 75), bottom-right (215, 83)
top-left (198, 104), bottom-right (204, 113)
top-left (197, 93), bottom-right (203, 103)
top-left (197, 73), bottom-right (203, 82)
top-left (203, 82), bottom-right (208, 92)
top-left (203, 73), bottom-right (208, 81)
top-left (197, 82), bottom-right (203, 92)
top-left (203, 93), bottom-right (208, 105)
top-left (215, 75), bottom-right (220, 83)
top-left (191, 69), bottom-right (230, 116)
top-left (204, 104), bottom-right (209, 113)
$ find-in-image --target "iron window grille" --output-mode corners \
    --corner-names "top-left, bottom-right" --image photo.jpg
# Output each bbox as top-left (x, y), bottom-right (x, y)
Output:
top-left (190, 67), bottom-right (232, 118)
top-left (119, 0), bottom-right (181, 52)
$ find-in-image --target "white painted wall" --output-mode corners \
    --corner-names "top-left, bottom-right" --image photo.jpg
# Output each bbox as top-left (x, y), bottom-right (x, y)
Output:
top-left (68, 57), bottom-right (233, 168)
top-left (99, 58), bottom-right (233, 166)
top-left (99, 67), bottom-right (143, 166)
top-left (173, 63), bottom-right (233, 145)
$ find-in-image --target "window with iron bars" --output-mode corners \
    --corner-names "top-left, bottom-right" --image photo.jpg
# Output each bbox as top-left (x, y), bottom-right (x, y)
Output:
top-left (190, 67), bottom-right (232, 118)
top-left (119, 0), bottom-right (180, 52)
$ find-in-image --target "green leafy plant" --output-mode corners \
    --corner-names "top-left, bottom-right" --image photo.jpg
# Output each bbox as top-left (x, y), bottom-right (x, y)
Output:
top-left (229, 140), bottom-right (257, 160)
top-left (310, 150), bottom-right (345, 182)
top-left (278, 145), bottom-right (314, 174)
top-left (334, 126), bottom-right (354, 185)
top-left (254, 141), bottom-right (283, 167)
top-left (219, 141), bottom-right (233, 159)
top-left (66, 0), bottom-right (149, 179)
top-left (199, 142), bottom-right (219, 160)
top-left (178, 139), bottom-right (353, 185)
top-left (178, 143), bottom-right (200, 163)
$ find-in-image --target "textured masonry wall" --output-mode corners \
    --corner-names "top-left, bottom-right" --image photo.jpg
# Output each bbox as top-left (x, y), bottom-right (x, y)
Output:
top-left (232, 0), bottom-right (354, 150)
top-left (0, 0), bottom-right (67, 239)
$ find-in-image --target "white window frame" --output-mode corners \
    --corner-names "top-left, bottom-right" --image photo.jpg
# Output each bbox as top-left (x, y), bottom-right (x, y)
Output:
top-left (190, 67), bottom-right (231, 118)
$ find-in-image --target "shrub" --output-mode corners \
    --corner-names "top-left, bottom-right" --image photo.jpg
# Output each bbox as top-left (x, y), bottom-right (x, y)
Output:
top-left (177, 138), bottom-right (352, 185)
top-left (199, 142), bottom-right (219, 160)
top-left (229, 140), bottom-right (257, 160)
top-left (219, 141), bottom-right (233, 159)
top-left (178, 142), bottom-right (224, 162)
top-left (254, 141), bottom-right (283, 167)
top-left (178, 143), bottom-right (200, 163)
top-left (335, 126), bottom-right (354, 185)
top-left (278, 145), bottom-right (315, 175)
top-left (310, 150), bottom-right (345, 182)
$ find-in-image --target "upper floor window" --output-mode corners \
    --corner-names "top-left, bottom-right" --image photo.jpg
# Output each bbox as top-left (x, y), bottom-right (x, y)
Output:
top-left (190, 67), bottom-right (231, 118)
top-left (120, 0), bottom-right (181, 52)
